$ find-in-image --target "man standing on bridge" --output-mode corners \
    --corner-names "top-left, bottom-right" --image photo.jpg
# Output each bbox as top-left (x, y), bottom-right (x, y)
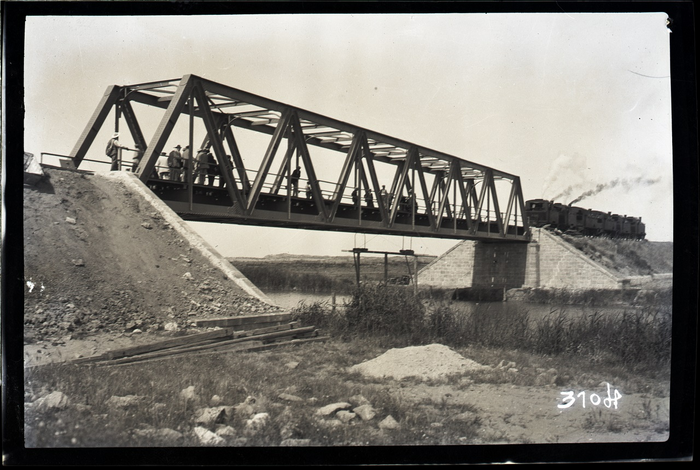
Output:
top-left (288, 167), bottom-right (301, 197)
top-left (181, 145), bottom-right (191, 182)
top-left (106, 133), bottom-right (130, 171)
top-left (131, 143), bottom-right (144, 174)
top-left (168, 145), bottom-right (182, 181)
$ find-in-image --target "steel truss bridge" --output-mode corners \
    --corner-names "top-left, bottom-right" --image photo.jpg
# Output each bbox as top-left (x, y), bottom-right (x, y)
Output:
top-left (70, 74), bottom-right (530, 242)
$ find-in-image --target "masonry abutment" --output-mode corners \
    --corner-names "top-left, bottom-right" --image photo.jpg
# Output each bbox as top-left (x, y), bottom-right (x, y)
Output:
top-left (419, 228), bottom-right (629, 290)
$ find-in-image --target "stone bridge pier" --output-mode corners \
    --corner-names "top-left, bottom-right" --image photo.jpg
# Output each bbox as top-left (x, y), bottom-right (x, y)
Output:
top-left (419, 228), bottom-right (623, 291)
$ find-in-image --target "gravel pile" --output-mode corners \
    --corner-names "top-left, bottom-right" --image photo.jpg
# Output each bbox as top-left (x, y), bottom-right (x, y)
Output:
top-left (349, 344), bottom-right (489, 381)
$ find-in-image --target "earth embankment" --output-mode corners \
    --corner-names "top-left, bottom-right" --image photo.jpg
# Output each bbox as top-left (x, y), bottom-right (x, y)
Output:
top-left (23, 167), bottom-right (281, 345)
top-left (558, 232), bottom-right (673, 278)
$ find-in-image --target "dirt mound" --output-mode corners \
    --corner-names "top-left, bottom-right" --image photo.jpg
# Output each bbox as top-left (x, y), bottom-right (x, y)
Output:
top-left (558, 233), bottom-right (673, 277)
top-left (23, 167), bottom-right (282, 344)
top-left (349, 344), bottom-right (489, 381)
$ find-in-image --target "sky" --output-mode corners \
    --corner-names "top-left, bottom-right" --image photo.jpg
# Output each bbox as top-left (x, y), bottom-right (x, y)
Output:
top-left (24, 13), bottom-right (674, 257)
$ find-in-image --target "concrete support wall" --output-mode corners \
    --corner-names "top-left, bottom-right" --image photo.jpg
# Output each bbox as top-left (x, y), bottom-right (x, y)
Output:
top-left (472, 241), bottom-right (528, 289)
top-left (420, 228), bottom-right (622, 290)
top-left (418, 241), bottom-right (477, 289)
top-left (525, 229), bottom-right (620, 289)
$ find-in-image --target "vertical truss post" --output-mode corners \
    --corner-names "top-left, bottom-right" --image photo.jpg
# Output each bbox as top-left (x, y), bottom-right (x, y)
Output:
top-left (514, 177), bottom-right (529, 234)
top-left (439, 177), bottom-right (453, 219)
top-left (286, 135), bottom-right (293, 218)
top-left (271, 140), bottom-right (296, 194)
top-left (246, 109), bottom-right (293, 215)
top-left (504, 180), bottom-right (517, 237)
top-left (188, 93), bottom-right (194, 210)
top-left (329, 133), bottom-right (361, 222)
top-left (429, 171), bottom-right (442, 212)
top-left (356, 149), bottom-right (362, 225)
top-left (193, 81), bottom-right (245, 209)
top-left (466, 179), bottom-right (478, 219)
top-left (222, 122), bottom-right (251, 193)
top-left (70, 85), bottom-right (122, 166)
top-left (411, 154), bottom-right (416, 229)
top-left (290, 111), bottom-right (328, 221)
top-left (453, 174), bottom-right (458, 232)
top-left (360, 133), bottom-right (389, 226)
top-left (120, 100), bottom-right (147, 157)
top-left (388, 151), bottom-right (413, 228)
top-left (474, 172), bottom-right (489, 233)
top-left (488, 172), bottom-right (504, 236)
top-left (435, 163), bottom-right (455, 230)
top-left (455, 165), bottom-right (472, 231)
top-left (413, 154), bottom-right (436, 230)
top-left (136, 75), bottom-right (195, 183)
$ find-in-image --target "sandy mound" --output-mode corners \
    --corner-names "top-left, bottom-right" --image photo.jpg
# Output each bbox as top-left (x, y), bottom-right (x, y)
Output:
top-left (349, 344), bottom-right (489, 381)
top-left (23, 167), bottom-right (282, 344)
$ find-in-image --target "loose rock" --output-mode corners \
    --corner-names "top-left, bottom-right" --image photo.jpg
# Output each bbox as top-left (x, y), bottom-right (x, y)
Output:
top-left (336, 410), bottom-right (356, 423)
top-left (34, 391), bottom-right (70, 412)
top-left (316, 402), bottom-right (352, 416)
top-left (194, 426), bottom-right (225, 446)
top-left (378, 415), bottom-right (400, 430)
top-left (353, 404), bottom-right (377, 421)
top-left (180, 386), bottom-right (197, 402)
top-left (194, 407), bottom-right (227, 426)
top-left (280, 438), bottom-right (311, 446)
top-left (244, 413), bottom-right (270, 434)
top-left (278, 393), bottom-right (304, 403)
top-left (105, 395), bottom-right (145, 409)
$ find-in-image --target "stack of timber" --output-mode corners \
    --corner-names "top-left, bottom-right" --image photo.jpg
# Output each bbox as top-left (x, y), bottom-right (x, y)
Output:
top-left (72, 313), bottom-right (327, 366)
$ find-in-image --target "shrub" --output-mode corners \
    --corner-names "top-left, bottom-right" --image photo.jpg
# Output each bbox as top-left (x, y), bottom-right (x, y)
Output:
top-left (344, 284), bottom-right (426, 341)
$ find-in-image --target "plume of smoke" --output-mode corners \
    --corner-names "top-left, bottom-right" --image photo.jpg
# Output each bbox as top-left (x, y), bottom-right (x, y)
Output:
top-left (552, 184), bottom-right (581, 201)
top-left (568, 176), bottom-right (662, 205)
top-left (541, 153), bottom-right (588, 199)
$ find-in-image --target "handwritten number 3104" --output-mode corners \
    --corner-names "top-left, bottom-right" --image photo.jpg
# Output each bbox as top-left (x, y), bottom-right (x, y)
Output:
top-left (558, 382), bottom-right (622, 409)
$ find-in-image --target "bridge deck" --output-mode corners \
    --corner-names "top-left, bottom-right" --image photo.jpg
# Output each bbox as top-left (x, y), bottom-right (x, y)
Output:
top-left (148, 178), bottom-right (528, 242)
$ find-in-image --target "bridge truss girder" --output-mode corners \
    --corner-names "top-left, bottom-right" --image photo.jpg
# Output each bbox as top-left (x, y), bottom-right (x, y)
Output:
top-left (69, 74), bottom-right (530, 242)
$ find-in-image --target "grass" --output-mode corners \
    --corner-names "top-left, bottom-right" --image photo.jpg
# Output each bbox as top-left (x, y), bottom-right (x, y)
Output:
top-left (292, 283), bottom-right (672, 372)
top-left (25, 283), bottom-right (671, 448)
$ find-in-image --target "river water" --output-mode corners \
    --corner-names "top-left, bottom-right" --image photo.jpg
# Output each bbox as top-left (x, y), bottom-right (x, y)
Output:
top-left (264, 290), bottom-right (650, 322)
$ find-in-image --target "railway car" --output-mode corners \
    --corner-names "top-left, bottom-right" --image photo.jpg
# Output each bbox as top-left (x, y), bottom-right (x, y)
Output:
top-left (525, 199), bottom-right (645, 240)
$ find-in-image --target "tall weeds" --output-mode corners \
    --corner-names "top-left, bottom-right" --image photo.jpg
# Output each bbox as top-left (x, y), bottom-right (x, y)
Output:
top-left (293, 282), bottom-right (672, 370)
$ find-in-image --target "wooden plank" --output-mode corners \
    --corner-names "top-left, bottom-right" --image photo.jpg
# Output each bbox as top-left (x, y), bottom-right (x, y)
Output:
top-left (192, 313), bottom-right (292, 328)
top-left (101, 326), bottom-right (317, 365)
top-left (72, 327), bottom-right (235, 363)
top-left (233, 321), bottom-right (301, 337)
top-left (106, 341), bottom-right (266, 367)
top-left (105, 327), bottom-right (235, 360)
top-left (83, 323), bottom-right (298, 366)
top-left (102, 333), bottom-right (329, 367)
top-left (243, 335), bottom-right (330, 352)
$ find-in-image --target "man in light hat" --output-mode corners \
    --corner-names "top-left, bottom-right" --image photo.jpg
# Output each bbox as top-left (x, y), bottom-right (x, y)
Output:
top-left (157, 151), bottom-right (169, 179)
top-left (106, 132), bottom-right (129, 171)
top-left (181, 145), bottom-right (191, 182)
top-left (195, 147), bottom-right (210, 185)
top-left (168, 145), bottom-right (182, 181)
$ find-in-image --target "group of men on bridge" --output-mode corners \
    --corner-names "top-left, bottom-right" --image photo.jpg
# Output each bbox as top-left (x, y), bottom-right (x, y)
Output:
top-left (107, 134), bottom-right (421, 211)
top-left (107, 133), bottom-right (232, 187)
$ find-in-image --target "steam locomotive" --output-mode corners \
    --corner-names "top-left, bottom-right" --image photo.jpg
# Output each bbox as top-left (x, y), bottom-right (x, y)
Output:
top-left (524, 199), bottom-right (646, 240)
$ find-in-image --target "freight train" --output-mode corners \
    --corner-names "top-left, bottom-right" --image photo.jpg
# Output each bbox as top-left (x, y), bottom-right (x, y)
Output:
top-left (525, 199), bottom-right (646, 240)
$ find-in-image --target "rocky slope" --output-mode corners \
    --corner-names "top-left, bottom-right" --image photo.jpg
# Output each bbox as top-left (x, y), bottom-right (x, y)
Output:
top-left (23, 167), bottom-right (282, 344)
